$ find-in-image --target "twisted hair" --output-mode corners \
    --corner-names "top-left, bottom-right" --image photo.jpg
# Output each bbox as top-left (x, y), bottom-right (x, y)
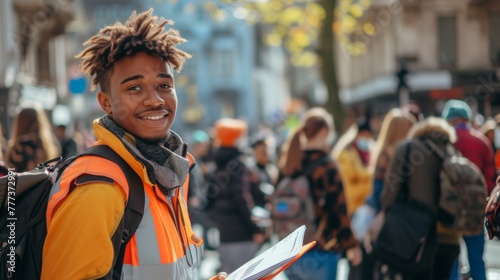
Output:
top-left (76, 9), bottom-right (191, 92)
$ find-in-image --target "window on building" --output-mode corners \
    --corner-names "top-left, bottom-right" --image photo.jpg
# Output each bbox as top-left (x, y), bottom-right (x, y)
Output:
top-left (437, 16), bottom-right (457, 67)
top-left (490, 14), bottom-right (500, 64)
top-left (217, 90), bottom-right (237, 118)
top-left (221, 99), bottom-right (235, 118)
top-left (213, 50), bottom-right (235, 80)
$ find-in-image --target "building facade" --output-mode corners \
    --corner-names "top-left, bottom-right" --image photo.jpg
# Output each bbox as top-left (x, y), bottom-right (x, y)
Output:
top-left (337, 0), bottom-right (500, 118)
top-left (1, 0), bottom-right (290, 139)
top-left (0, 0), bottom-right (74, 137)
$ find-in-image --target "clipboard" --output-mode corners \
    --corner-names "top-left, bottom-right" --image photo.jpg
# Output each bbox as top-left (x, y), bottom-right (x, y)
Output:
top-left (209, 225), bottom-right (316, 280)
top-left (260, 241), bottom-right (316, 280)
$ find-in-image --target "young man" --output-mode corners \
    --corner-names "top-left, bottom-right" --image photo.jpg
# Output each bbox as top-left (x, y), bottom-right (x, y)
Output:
top-left (41, 9), bottom-right (226, 280)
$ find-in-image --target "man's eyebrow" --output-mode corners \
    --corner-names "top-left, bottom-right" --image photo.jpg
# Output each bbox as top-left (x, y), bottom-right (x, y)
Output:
top-left (157, 73), bottom-right (173, 79)
top-left (120, 75), bottom-right (143, 84)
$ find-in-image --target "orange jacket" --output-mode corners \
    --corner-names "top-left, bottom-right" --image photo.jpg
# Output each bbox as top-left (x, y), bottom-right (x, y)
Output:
top-left (42, 120), bottom-right (202, 279)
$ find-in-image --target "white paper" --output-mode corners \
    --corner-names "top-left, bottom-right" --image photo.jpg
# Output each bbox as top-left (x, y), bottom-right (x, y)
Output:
top-left (226, 225), bottom-right (306, 280)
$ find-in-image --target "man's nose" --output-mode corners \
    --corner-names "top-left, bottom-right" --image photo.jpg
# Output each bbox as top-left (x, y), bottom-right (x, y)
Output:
top-left (143, 88), bottom-right (165, 107)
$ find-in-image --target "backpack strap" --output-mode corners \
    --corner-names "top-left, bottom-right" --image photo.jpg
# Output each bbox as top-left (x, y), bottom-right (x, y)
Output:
top-left (397, 142), bottom-right (412, 203)
top-left (80, 145), bottom-right (145, 280)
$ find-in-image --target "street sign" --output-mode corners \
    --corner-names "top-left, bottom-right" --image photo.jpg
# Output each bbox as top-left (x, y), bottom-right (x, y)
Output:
top-left (68, 77), bottom-right (87, 95)
top-left (20, 85), bottom-right (57, 109)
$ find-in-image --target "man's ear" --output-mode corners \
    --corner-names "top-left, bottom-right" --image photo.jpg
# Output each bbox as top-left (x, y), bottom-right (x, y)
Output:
top-left (97, 91), bottom-right (112, 116)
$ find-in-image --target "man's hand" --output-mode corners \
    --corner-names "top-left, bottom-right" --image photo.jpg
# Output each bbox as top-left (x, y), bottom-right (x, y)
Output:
top-left (253, 233), bottom-right (265, 244)
top-left (209, 272), bottom-right (227, 280)
top-left (346, 246), bottom-right (363, 266)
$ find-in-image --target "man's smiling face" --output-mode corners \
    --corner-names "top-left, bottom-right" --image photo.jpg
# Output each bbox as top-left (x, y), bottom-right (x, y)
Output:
top-left (98, 52), bottom-right (177, 142)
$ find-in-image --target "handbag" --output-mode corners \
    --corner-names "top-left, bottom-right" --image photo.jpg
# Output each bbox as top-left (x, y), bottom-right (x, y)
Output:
top-left (372, 202), bottom-right (436, 274)
top-left (371, 142), bottom-right (437, 275)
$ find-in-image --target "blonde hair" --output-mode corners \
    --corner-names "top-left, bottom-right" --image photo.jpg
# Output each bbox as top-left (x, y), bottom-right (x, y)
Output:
top-left (369, 108), bottom-right (416, 172)
top-left (331, 124), bottom-right (358, 160)
top-left (279, 107), bottom-right (334, 176)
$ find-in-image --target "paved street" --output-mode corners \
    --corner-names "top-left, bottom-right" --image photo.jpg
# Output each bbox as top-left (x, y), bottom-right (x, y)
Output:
top-left (483, 238), bottom-right (500, 280)
top-left (198, 237), bottom-right (500, 280)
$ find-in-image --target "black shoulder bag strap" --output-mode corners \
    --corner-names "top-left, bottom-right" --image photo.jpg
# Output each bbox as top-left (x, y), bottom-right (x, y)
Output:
top-left (420, 139), bottom-right (449, 218)
top-left (396, 142), bottom-right (412, 203)
top-left (82, 145), bottom-right (145, 280)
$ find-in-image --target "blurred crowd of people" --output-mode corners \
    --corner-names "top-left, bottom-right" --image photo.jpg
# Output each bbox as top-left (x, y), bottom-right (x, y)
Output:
top-left (0, 97), bottom-right (498, 280)
top-left (0, 103), bottom-right (94, 176)
top-left (183, 99), bottom-right (498, 280)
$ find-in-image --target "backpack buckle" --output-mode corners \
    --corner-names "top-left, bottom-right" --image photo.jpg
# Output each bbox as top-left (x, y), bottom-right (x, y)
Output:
top-left (37, 157), bottom-right (63, 171)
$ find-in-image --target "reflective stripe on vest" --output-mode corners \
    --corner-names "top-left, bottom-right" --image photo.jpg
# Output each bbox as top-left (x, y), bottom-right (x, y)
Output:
top-left (121, 244), bottom-right (203, 280)
top-left (47, 154), bottom-right (203, 279)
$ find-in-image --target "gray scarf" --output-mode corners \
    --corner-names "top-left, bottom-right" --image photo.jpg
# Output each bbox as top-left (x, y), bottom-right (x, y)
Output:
top-left (99, 115), bottom-right (190, 196)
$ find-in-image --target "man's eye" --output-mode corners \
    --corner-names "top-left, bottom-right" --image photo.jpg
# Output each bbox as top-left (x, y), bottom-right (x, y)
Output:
top-left (159, 83), bottom-right (173, 89)
top-left (127, 85), bottom-right (141, 91)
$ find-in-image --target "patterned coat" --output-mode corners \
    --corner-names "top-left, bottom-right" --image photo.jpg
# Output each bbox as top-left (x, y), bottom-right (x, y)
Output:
top-left (302, 149), bottom-right (358, 251)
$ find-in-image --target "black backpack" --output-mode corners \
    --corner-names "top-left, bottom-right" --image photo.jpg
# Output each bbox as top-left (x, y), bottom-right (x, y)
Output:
top-left (0, 145), bottom-right (144, 280)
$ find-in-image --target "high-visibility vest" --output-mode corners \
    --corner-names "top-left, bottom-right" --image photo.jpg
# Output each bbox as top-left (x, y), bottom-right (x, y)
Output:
top-left (47, 152), bottom-right (203, 279)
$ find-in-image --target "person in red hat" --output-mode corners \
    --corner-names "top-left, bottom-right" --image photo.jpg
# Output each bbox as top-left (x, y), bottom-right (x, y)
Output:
top-left (205, 118), bottom-right (266, 274)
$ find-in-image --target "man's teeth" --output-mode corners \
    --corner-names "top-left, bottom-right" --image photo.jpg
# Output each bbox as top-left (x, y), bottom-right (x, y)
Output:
top-left (144, 116), bottom-right (164, 120)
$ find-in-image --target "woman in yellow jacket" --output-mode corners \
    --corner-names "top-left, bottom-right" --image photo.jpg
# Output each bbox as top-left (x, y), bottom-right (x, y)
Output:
top-left (332, 119), bottom-right (375, 217)
top-left (332, 118), bottom-right (375, 280)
